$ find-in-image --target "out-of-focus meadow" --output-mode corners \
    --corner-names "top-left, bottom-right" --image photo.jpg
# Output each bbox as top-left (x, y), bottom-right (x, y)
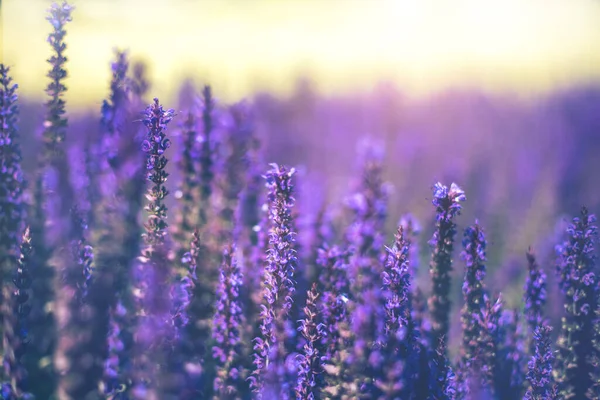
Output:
top-left (3, 0), bottom-right (600, 313)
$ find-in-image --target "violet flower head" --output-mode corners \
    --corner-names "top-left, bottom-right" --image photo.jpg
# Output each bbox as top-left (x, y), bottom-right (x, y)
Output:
top-left (429, 336), bottom-right (457, 400)
top-left (428, 182), bottom-right (465, 351)
top-left (345, 143), bottom-right (389, 293)
top-left (0, 64), bottom-right (25, 283)
top-left (25, 5), bottom-right (74, 398)
top-left (212, 244), bottom-right (245, 400)
top-left (382, 225), bottom-right (413, 341)
top-left (103, 300), bottom-right (127, 399)
top-left (466, 293), bottom-right (503, 396)
top-left (590, 302), bottom-right (600, 398)
top-left (524, 247), bottom-right (547, 351)
top-left (141, 98), bottom-right (174, 247)
top-left (172, 110), bottom-right (199, 261)
top-left (343, 145), bottom-right (389, 398)
top-left (250, 164), bottom-right (297, 399)
top-left (55, 206), bottom-right (99, 400)
top-left (295, 283), bottom-right (325, 400)
top-left (377, 225), bottom-right (422, 399)
top-left (100, 49), bottom-right (130, 170)
top-left (43, 1), bottom-right (74, 160)
top-left (129, 61), bottom-right (150, 102)
top-left (460, 222), bottom-right (488, 367)
top-left (217, 100), bottom-right (254, 244)
top-left (398, 213), bottom-right (421, 280)
top-left (554, 207), bottom-right (599, 399)
top-left (2, 228), bottom-right (33, 398)
top-left (317, 245), bottom-right (353, 398)
top-left (132, 98), bottom-right (175, 399)
top-left (171, 248), bottom-right (197, 336)
top-left (525, 324), bottom-right (558, 400)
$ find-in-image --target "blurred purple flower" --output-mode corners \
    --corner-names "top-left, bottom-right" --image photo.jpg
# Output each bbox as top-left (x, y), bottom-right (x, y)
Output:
top-left (523, 247), bottom-right (547, 356)
top-left (212, 244), bottom-right (246, 399)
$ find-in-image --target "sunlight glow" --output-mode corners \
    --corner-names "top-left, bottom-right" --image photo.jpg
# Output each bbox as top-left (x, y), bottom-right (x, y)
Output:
top-left (2, 0), bottom-right (600, 108)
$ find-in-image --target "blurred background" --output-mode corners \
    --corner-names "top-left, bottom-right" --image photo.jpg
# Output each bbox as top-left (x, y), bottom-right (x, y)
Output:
top-left (3, 0), bottom-right (600, 326)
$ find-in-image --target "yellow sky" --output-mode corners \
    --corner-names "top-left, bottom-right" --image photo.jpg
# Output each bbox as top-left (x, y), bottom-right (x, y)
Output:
top-left (2, 0), bottom-right (600, 109)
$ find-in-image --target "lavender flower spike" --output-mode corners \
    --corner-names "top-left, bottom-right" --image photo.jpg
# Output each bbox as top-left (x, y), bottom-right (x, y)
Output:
top-left (460, 222), bottom-right (488, 367)
top-left (212, 244), bottom-right (245, 400)
top-left (0, 64), bottom-right (25, 285)
top-left (43, 1), bottom-right (74, 159)
top-left (55, 207), bottom-right (97, 400)
top-left (132, 98), bottom-right (175, 399)
top-left (428, 182), bottom-right (465, 351)
top-left (524, 324), bottom-right (558, 400)
top-left (555, 207), bottom-right (599, 400)
top-left (382, 225), bottom-right (414, 342)
top-left (523, 247), bottom-right (547, 353)
top-left (318, 245), bottom-right (353, 398)
top-left (2, 228), bottom-right (33, 399)
top-left (296, 283), bottom-right (325, 400)
top-left (250, 164), bottom-right (297, 399)
top-left (377, 225), bottom-right (421, 399)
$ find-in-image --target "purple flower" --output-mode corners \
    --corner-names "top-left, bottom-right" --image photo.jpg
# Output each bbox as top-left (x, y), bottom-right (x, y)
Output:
top-left (520, 250), bottom-right (548, 391)
top-left (100, 50), bottom-right (130, 170)
top-left (212, 244), bottom-right (246, 399)
top-left (295, 283), bottom-right (325, 400)
top-left (2, 228), bottom-right (34, 398)
top-left (343, 145), bottom-right (389, 398)
top-left (429, 336), bottom-right (457, 400)
top-left (524, 324), bottom-right (558, 400)
top-left (27, 4), bottom-right (75, 398)
top-left (398, 214), bottom-right (421, 282)
top-left (458, 294), bottom-right (503, 398)
top-left (250, 164), bottom-right (297, 399)
top-left (171, 108), bottom-right (200, 264)
top-left (377, 225), bottom-right (422, 399)
top-left (132, 98), bottom-right (176, 399)
top-left (103, 300), bottom-right (127, 398)
top-left (42, 1), bottom-right (74, 161)
top-left (55, 206), bottom-right (100, 400)
top-left (554, 207), bottom-right (599, 399)
top-left (217, 100), bottom-right (254, 244)
top-left (428, 182), bottom-right (465, 352)
top-left (0, 64), bottom-right (25, 287)
top-left (460, 222), bottom-right (488, 368)
top-left (317, 245), bottom-right (353, 398)
top-left (524, 247), bottom-right (547, 348)
top-left (382, 225), bottom-right (414, 341)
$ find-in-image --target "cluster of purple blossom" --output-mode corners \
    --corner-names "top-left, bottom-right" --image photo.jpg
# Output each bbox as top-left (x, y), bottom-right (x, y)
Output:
top-left (1, 2), bottom-right (600, 400)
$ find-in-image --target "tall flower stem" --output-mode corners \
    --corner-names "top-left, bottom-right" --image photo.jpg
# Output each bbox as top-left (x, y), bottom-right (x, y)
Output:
top-left (131, 98), bottom-right (175, 400)
top-left (525, 324), bottom-right (558, 400)
top-left (250, 164), bottom-right (297, 400)
top-left (524, 247), bottom-right (547, 355)
top-left (0, 64), bottom-right (25, 286)
top-left (428, 183), bottom-right (465, 351)
top-left (295, 283), bottom-right (325, 400)
top-left (212, 244), bottom-right (245, 400)
top-left (2, 228), bottom-right (33, 398)
top-left (554, 207), bottom-right (599, 399)
top-left (29, 4), bottom-right (75, 398)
